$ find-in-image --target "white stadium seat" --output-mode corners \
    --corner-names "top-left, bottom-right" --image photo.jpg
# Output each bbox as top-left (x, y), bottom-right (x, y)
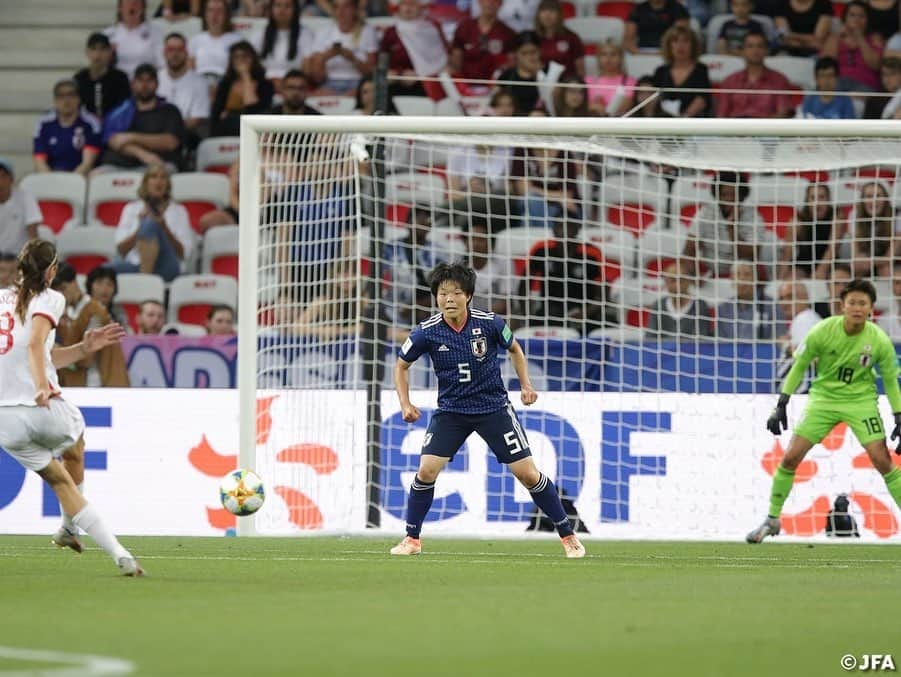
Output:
top-left (306, 96), bottom-right (357, 115)
top-left (765, 55), bottom-right (815, 91)
top-left (385, 171), bottom-right (447, 206)
top-left (516, 325), bottom-right (582, 339)
top-left (625, 53), bottom-right (663, 79)
top-left (56, 224), bottom-right (117, 274)
top-left (598, 173), bottom-right (669, 235)
top-left (201, 225), bottom-right (239, 279)
top-left (87, 171), bottom-right (141, 226)
top-left (699, 54), bottom-right (746, 84)
top-left (116, 273), bottom-right (166, 332)
top-left (20, 172), bottom-right (86, 233)
top-left (152, 16), bottom-right (203, 40)
top-left (196, 136), bottom-right (240, 174)
top-left (171, 172), bottom-right (229, 234)
top-left (167, 274), bottom-right (238, 325)
top-left (392, 96), bottom-right (435, 116)
top-left (232, 16), bottom-right (268, 37)
top-left (564, 16), bottom-right (625, 44)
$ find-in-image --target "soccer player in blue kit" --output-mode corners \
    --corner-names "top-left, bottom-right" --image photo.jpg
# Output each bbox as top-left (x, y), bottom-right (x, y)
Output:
top-left (390, 262), bottom-right (586, 558)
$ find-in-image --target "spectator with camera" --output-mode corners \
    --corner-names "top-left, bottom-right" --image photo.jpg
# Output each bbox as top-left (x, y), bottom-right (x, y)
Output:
top-left (306, 0), bottom-right (378, 94)
top-left (112, 165), bottom-right (194, 282)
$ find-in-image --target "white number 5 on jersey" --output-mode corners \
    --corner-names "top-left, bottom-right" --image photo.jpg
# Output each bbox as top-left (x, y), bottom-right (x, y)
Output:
top-left (457, 363), bottom-right (471, 382)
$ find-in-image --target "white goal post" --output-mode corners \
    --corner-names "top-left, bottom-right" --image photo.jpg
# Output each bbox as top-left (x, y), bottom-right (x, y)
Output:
top-left (238, 116), bottom-right (901, 540)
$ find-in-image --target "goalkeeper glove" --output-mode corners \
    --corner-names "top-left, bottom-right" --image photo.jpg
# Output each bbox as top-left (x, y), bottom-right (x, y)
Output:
top-left (766, 394), bottom-right (790, 435)
top-left (891, 413), bottom-right (901, 455)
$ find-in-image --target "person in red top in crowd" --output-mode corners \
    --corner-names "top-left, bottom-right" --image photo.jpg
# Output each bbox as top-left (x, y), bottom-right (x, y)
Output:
top-left (450, 0), bottom-right (516, 90)
top-left (380, 0), bottom-right (449, 99)
top-left (534, 0), bottom-right (584, 77)
top-left (717, 32), bottom-right (796, 117)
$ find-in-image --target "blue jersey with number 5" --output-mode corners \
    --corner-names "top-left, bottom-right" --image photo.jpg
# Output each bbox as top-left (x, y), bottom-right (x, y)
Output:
top-left (398, 308), bottom-right (515, 414)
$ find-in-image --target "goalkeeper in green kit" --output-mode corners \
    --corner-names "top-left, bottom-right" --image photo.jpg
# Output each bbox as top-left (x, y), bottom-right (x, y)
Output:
top-left (747, 278), bottom-right (901, 543)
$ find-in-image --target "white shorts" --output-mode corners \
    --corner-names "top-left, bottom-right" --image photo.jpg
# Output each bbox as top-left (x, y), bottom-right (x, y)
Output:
top-left (0, 398), bottom-right (86, 471)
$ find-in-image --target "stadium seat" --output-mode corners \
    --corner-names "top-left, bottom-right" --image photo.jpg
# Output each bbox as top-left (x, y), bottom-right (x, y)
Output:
top-left (670, 174), bottom-right (712, 228)
top-left (595, 0), bottom-right (634, 20)
top-left (564, 16), bottom-right (625, 44)
top-left (705, 13), bottom-right (777, 53)
top-left (581, 224), bottom-right (637, 273)
top-left (87, 171), bottom-right (141, 226)
top-left (160, 322), bottom-right (208, 337)
top-left (493, 226), bottom-right (553, 275)
top-left (171, 172), bottom-right (229, 234)
top-left (392, 96), bottom-right (435, 116)
top-left (306, 96), bottom-right (357, 115)
top-left (764, 55), bottom-right (815, 91)
top-left (151, 16), bottom-right (202, 39)
top-left (36, 225), bottom-right (57, 243)
top-left (599, 173), bottom-right (668, 235)
top-left (459, 96), bottom-right (491, 116)
top-left (695, 277), bottom-right (736, 307)
top-left (20, 172), bottom-right (85, 233)
top-left (587, 326), bottom-right (644, 341)
top-left (749, 175), bottom-right (809, 240)
top-left (56, 224), bottom-right (117, 273)
top-left (699, 54), bottom-right (745, 84)
top-left (232, 16), bottom-right (267, 37)
top-left (624, 53), bottom-right (664, 79)
top-left (516, 325), bottom-right (582, 339)
top-left (636, 225), bottom-right (688, 272)
top-left (167, 274), bottom-right (238, 325)
top-left (366, 15), bottom-right (399, 34)
top-left (385, 171), bottom-right (447, 206)
top-left (201, 225), bottom-right (239, 279)
top-left (116, 273), bottom-right (165, 333)
top-left (434, 98), bottom-right (466, 116)
top-left (196, 136), bottom-right (240, 174)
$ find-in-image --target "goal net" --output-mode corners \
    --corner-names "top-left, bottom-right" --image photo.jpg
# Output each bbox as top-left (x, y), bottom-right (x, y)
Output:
top-left (238, 117), bottom-right (901, 541)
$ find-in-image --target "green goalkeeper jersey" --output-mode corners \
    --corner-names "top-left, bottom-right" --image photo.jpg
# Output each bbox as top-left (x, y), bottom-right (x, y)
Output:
top-left (781, 316), bottom-right (901, 411)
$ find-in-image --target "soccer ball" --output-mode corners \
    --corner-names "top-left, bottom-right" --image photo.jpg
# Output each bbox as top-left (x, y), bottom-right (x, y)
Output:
top-left (220, 469), bottom-right (265, 516)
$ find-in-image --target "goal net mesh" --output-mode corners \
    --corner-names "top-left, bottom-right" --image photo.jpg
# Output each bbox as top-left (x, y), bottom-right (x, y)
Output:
top-left (246, 123), bottom-right (901, 541)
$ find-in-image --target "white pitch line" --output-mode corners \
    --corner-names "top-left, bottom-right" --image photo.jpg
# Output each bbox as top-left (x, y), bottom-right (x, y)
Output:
top-left (0, 646), bottom-right (134, 676)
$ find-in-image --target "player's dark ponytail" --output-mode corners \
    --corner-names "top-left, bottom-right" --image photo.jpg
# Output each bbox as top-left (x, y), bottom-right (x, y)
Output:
top-left (15, 240), bottom-right (57, 323)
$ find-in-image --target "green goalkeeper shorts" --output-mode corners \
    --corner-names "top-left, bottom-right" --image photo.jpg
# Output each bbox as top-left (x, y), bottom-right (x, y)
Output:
top-left (794, 401), bottom-right (886, 446)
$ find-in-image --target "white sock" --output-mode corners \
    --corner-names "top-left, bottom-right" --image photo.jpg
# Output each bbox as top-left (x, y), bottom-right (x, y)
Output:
top-left (72, 503), bottom-right (130, 562)
top-left (61, 482), bottom-right (84, 533)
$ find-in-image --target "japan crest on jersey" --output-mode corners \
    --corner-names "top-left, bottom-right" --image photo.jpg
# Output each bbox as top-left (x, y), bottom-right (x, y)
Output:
top-left (471, 337), bottom-right (487, 357)
top-left (860, 345), bottom-right (873, 367)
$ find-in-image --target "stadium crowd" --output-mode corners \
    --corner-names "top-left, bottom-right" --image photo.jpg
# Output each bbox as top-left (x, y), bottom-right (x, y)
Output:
top-left (4, 0), bottom-right (901, 385)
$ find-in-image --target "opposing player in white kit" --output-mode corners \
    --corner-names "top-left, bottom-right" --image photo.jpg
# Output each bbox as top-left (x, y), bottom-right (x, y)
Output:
top-left (0, 240), bottom-right (143, 576)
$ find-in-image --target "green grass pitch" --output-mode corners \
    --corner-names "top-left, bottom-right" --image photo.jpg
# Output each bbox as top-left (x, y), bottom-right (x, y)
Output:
top-left (1, 536), bottom-right (899, 676)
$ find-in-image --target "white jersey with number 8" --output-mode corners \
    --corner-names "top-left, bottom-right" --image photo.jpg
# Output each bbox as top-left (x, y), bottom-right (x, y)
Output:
top-left (0, 286), bottom-right (65, 406)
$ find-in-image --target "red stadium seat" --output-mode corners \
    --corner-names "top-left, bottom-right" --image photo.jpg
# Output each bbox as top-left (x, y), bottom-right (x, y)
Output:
top-left (626, 308), bottom-right (650, 327)
top-left (56, 225), bottom-right (116, 274)
top-left (596, 0), bottom-right (633, 19)
top-left (20, 172), bottom-right (86, 233)
top-left (168, 274), bottom-right (238, 326)
top-left (88, 172), bottom-right (141, 226)
top-left (171, 172), bottom-right (229, 235)
top-left (197, 137), bottom-right (240, 175)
